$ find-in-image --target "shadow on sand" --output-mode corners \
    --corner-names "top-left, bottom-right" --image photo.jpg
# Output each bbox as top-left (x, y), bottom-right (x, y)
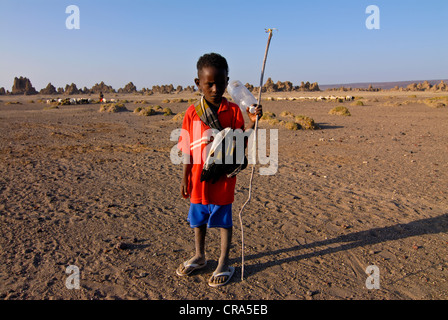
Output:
top-left (316, 122), bottom-right (344, 130)
top-left (240, 213), bottom-right (448, 275)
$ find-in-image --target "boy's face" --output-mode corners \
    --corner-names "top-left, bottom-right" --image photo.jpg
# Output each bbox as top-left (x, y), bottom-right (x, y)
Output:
top-left (195, 66), bottom-right (228, 107)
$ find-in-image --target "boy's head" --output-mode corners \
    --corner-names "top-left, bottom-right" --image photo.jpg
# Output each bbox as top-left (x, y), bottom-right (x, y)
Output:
top-left (195, 53), bottom-right (229, 107)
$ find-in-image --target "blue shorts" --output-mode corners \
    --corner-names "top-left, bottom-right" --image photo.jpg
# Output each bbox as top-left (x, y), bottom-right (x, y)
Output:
top-left (188, 203), bottom-right (233, 228)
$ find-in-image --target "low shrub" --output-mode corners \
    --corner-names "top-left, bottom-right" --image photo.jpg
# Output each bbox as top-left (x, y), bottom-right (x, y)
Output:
top-left (352, 100), bottom-right (364, 106)
top-left (423, 96), bottom-right (448, 108)
top-left (163, 107), bottom-right (173, 116)
top-left (329, 106), bottom-right (351, 116)
top-left (261, 110), bottom-right (318, 130)
top-left (100, 103), bottom-right (128, 113)
top-left (281, 121), bottom-right (300, 130)
top-left (260, 111), bottom-right (276, 121)
top-left (140, 107), bottom-right (156, 116)
top-left (295, 115), bottom-right (319, 129)
top-left (171, 111), bottom-right (186, 122)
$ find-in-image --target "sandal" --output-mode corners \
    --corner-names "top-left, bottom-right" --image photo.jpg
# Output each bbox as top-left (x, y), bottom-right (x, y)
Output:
top-left (208, 266), bottom-right (235, 287)
top-left (176, 259), bottom-right (207, 276)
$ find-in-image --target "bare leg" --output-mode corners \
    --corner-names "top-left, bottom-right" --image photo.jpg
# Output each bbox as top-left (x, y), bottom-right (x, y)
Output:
top-left (194, 224), bottom-right (207, 262)
top-left (177, 225), bottom-right (207, 275)
top-left (210, 227), bottom-right (232, 285)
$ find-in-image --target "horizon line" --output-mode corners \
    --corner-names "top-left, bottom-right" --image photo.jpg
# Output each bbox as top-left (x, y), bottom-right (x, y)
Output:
top-left (2, 77), bottom-right (447, 93)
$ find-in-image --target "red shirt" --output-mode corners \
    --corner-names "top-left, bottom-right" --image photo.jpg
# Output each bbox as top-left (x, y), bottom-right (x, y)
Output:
top-left (178, 98), bottom-right (245, 205)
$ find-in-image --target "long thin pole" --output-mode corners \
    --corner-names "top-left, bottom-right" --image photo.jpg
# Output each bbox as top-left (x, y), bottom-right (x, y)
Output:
top-left (238, 28), bottom-right (275, 281)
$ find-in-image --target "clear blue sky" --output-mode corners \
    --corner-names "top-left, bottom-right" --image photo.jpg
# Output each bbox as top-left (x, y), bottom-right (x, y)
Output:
top-left (1, 0), bottom-right (447, 91)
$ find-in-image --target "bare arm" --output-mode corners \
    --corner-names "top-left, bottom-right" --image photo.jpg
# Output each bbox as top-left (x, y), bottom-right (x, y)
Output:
top-left (245, 105), bottom-right (263, 131)
top-left (181, 155), bottom-right (192, 198)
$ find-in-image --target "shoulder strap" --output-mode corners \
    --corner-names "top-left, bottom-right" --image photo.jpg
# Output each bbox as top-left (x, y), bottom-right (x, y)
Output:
top-left (194, 96), bottom-right (223, 131)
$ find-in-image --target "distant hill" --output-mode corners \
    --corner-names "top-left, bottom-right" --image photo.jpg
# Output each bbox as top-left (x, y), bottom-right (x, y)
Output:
top-left (2, 77), bottom-right (447, 96)
top-left (320, 79), bottom-right (448, 90)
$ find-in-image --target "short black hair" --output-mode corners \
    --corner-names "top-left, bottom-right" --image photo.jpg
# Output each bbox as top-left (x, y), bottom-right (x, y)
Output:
top-left (196, 53), bottom-right (229, 75)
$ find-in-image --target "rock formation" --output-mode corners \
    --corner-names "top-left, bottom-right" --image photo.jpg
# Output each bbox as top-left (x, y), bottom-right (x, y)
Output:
top-left (140, 87), bottom-right (153, 95)
top-left (258, 78), bottom-right (320, 92)
top-left (183, 85), bottom-right (196, 93)
top-left (263, 78), bottom-right (277, 92)
top-left (90, 81), bottom-right (115, 94)
top-left (151, 84), bottom-right (175, 94)
top-left (277, 80), bottom-right (294, 92)
top-left (0, 87), bottom-right (5, 95)
top-left (40, 83), bottom-right (57, 95)
top-left (11, 76), bottom-right (38, 95)
top-left (118, 82), bottom-right (137, 94)
top-left (296, 81), bottom-right (320, 92)
top-left (64, 83), bottom-right (80, 95)
top-left (245, 79), bottom-right (321, 93)
top-left (404, 80), bottom-right (447, 92)
top-left (435, 80), bottom-right (447, 91)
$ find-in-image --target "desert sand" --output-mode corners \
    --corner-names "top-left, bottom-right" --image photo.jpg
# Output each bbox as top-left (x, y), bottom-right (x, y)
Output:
top-left (0, 91), bottom-right (447, 300)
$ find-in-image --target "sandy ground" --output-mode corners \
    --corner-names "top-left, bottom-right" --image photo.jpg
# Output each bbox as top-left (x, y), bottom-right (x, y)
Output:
top-left (0, 91), bottom-right (447, 300)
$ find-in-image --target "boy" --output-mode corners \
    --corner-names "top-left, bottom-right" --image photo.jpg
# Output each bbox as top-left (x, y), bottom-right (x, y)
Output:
top-left (176, 53), bottom-right (262, 287)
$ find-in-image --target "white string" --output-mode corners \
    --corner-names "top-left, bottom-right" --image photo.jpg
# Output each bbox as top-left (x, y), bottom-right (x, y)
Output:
top-left (238, 29), bottom-right (274, 281)
top-left (237, 116), bottom-right (258, 281)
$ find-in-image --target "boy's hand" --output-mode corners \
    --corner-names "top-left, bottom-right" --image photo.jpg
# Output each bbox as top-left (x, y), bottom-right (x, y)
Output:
top-left (181, 162), bottom-right (191, 199)
top-left (246, 104), bottom-right (263, 127)
top-left (181, 178), bottom-right (189, 199)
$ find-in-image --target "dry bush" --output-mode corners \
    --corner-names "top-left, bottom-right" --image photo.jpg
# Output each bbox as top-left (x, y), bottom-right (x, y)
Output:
top-left (280, 111), bottom-right (294, 117)
top-left (140, 108), bottom-right (156, 116)
top-left (260, 111), bottom-right (276, 121)
top-left (134, 105), bottom-right (156, 116)
top-left (171, 98), bottom-right (187, 103)
top-left (171, 111), bottom-right (186, 122)
top-left (329, 106), bottom-right (351, 116)
top-left (266, 119), bottom-right (281, 126)
top-left (381, 100), bottom-right (413, 107)
top-left (281, 121), bottom-right (300, 130)
top-left (422, 96), bottom-right (448, 108)
top-left (134, 100), bottom-right (149, 104)
top-left (261, 110), bottom-right (318, 130)
top-left (163, 107), bottom-right (173, 116)
top-left (294, 115), bottom-right (319, 129)
top-left (100, 103), bottom-right (128, 113)
top-left (133, 106), bottom-right (143, 113)
top-left (351, 100), bottom-right (364, 106)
